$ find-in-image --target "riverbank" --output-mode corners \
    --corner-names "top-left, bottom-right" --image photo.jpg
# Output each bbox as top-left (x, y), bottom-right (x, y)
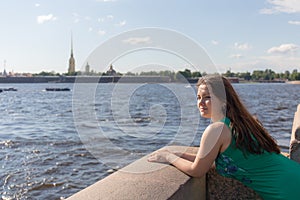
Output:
top-left (0, 76), bottom-right (170, 84)
top-left (0, 76), bottom-right (295, 84)
top-left (287, 80), bottom-right (300, 84)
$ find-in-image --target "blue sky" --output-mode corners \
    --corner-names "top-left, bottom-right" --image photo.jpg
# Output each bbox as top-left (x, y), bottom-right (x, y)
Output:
top-left (0, 0), bottom-right (300, 74)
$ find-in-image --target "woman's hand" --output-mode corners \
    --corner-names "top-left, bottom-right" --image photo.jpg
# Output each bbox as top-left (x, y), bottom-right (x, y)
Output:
top-left (147, 149), bottom-right (174, 163)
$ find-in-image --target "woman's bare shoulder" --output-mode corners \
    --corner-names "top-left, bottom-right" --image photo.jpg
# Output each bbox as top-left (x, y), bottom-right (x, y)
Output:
top-left (205, 121), bottom-right (229, 132)
top-left (204, 121), bottom-right (231, 141)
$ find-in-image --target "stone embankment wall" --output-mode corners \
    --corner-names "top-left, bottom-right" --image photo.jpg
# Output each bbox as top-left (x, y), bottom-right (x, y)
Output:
top-left (290, 104), bottom-right (300, 163)
top-left (66, 146), bottom-right (262, 200)
top-left (66, 146), bottom-right (206, 200)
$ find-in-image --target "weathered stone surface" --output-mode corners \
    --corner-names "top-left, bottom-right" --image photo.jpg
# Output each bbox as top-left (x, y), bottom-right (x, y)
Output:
top-left (290, 104), bottom-right (300, 163)
top-left (66, 146), bottom-right (206, 200)
top-left (206, 167), bottom-right (262, 200)
top-left (66, 145), bottom-right (264, 200)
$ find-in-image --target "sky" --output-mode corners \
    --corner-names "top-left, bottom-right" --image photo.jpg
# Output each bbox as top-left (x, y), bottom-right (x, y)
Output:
top-left (0, 0), bottom-right (300, 74)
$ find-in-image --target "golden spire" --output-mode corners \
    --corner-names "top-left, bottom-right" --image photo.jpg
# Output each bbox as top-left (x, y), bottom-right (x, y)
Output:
top-left (68, 31), bottom-right (75, 75)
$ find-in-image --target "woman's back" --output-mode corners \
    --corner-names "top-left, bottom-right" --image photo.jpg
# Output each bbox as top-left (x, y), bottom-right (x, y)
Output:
top-left (216, 117), bottom-right (300, 200)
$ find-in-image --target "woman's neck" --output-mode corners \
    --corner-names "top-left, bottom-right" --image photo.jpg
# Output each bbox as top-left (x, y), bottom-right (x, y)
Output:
top-left (211, 113), bottom-right (225, 123)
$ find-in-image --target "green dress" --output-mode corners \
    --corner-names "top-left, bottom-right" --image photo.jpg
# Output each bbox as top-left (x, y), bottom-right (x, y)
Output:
top-left (215, 117), bottom-right (300, 200)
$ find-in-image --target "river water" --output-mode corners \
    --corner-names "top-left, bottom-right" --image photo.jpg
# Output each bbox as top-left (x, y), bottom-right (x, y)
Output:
top-left (0, 82), bottom-right (299, 200)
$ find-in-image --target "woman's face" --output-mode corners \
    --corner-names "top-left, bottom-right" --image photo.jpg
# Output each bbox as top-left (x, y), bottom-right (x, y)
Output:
top-left (197, 84), bottom-right (212, 118)
top-left (197, 84), bottom-right (223, 119)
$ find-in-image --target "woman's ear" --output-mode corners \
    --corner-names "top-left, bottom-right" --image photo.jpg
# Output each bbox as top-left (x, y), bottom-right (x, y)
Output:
top-left (222, 103), bottom-right (226, 114)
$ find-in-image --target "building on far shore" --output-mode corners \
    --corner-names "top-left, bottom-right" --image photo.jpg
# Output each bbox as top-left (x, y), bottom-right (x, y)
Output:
top-left (226, 77), bottom-right (239, 83)
top-left (3, 68), bottom-right (7, 77)
top-left (68, 34), bottom-right (75, 74)
top-left (85, 62), bottom-right (90, 74)
top-left (2, 60), bottom-right (8, 77)
top-left (106, 64), bottom-right (117, 76)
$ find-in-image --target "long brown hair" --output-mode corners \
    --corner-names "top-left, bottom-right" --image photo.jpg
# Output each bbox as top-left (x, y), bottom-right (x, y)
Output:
top-left (197, 75), bottom-right (280, 154)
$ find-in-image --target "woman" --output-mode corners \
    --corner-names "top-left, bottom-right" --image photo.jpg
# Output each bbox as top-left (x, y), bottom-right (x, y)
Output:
top-left (148, 75), bottom-right (300, 200)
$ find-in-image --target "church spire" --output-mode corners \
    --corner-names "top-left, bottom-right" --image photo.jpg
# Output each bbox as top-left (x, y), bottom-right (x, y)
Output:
top-left (3, 60), bottom-right (7, 77)
top-left (70, 32), bottom-right (74, 56)
top-left (68, 32), bottom-right (75, 75)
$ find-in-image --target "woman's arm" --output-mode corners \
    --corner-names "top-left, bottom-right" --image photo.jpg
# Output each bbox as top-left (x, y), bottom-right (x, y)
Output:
top-left (148, 122), bottom-right (229, 178)
top-left (173, 152), bottom-right (197, 162)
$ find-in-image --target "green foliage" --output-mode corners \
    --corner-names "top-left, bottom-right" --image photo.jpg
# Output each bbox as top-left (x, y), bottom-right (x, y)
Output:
top-left (125, 72), bottom-right (137, 76)
top-left (290, 69), bottom-right (300, 80)
top-left (33, 71), bottom-right (60, 76)
top-left (192, 71), bottom-right (202, 78)
top-left (31, 68), bottom-right (300, 81)
top-left (177, 69), bottom-right (192, 78)
top-left (222, 68), bottom-right (300, 81)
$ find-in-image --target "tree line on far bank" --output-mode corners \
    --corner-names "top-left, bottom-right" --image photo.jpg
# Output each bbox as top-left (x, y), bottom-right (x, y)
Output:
top-left (222, 69), bottom-right (300, 81)
top-left (33, 68), bottom-right (300, 81)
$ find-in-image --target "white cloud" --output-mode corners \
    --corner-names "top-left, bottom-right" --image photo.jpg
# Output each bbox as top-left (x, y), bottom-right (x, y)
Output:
top-left (84, 16), bottom-right (92, 21)
top-left (230, 54), bottom-right (243, 59)
top-left (260, 8), bottom-right (276, 14)
top-left (98, 18), bottom-right (105, 22)
top-left (234, 42), bottom-right (252, 50)
top-left (72, 12), bottom-right (81, 23)
top-left (211, 40), bottom-right (219, 45)
top-left (96, 0), bottom-right (116, 2)
top-left (122, 37), bottom-right (152, 45)
top-left (107, 15), bottom-right (114, 20)
top-left (288, 20), bottom-right (300, 25)
top-left (98, 30), bottom-right (106, 35)
top-left (255, 55), bottom-right (300, 71)
top-left (72, 13), bottom-right (93, 24)
top-left (218, 55), bottom-right (300, 73)
top-left (116, 20), bottom-right (126, 27)
top-left (35, 3), bottom-right (40, 7)
top-left (98, 15), bottom-right (114, 23)
top-left (37, 14), bottom-right (57, 24)
top-left (267, 43), bottom-right (298, 54)
top-left (260, 0), bottom-right (300, 14)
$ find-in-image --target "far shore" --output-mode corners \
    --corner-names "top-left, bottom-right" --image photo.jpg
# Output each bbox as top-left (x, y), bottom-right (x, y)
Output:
top-left (286, 80), bottom-right (300, 84)
top-left (0, 76), bottom-right (299, 84)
